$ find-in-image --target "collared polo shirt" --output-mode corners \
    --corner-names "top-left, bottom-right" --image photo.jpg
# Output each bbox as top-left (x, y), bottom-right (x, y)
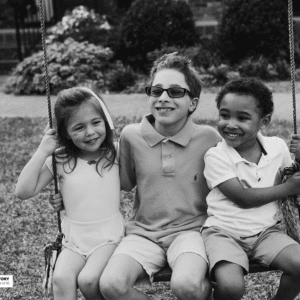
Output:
top-left (119, 114), bottom-right (221, 248)
top-left (203, 132), bottom-right (293, 237)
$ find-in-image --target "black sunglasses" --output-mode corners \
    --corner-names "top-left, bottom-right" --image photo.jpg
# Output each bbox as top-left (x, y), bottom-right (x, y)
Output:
top-left (145, 86), bottom-right (191, 98)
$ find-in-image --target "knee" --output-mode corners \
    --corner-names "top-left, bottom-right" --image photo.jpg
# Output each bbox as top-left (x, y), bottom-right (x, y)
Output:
top-left (77, 272), bottom-right (98, 292)
top-left (100, 272), bottom-right (129, 299)
top-left (171, 275), bottom-right (211, 300)
top-left (53, 269), bottom-right (75, 291)
top-left (215, 278), bottom-right (245, 300)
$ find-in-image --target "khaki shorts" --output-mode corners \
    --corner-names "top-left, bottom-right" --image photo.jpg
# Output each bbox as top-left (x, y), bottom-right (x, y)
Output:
top-left (112, 231), bottom-right (208, 285)
top-left (202, 224), bottom-right (298, 279)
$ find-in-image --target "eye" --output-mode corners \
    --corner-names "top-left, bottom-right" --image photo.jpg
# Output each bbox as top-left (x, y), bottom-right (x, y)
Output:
top-left (74, 126), bottom-right (83, 131)
top-left (93, 119), bottom-right (103, 125)
top-left (219, 112), bottom-right (229, 119)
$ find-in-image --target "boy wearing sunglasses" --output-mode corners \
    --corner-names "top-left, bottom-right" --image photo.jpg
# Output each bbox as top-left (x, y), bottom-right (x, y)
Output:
top-left (100, 53), bottom-right (221, 300)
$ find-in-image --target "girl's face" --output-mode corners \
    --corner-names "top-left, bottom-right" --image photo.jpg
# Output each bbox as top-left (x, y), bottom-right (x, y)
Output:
top-left (149, 69), bottom-right (197, 136)
top-left (66, 101), bottom-right (106, 160)
top-left (217, 93), bottom-right (270, 152)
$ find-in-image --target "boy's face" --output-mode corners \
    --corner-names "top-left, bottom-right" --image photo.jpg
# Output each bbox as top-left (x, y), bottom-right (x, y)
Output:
top-left (217, 93), bottom-right (270, 152)
top-left (149, 69), bottom-right (198, 136)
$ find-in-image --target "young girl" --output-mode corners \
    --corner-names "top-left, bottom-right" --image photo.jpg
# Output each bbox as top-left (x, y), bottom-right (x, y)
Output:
top-left (15, 87), bottom-right (124, 300)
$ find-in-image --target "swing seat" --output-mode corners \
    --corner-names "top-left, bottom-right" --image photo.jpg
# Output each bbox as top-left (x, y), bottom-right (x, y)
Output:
top-left (153, 263), bottom-right (278, 282)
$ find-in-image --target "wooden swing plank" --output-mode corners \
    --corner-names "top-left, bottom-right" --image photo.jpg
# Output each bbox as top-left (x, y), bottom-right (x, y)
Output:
top-left (153, 264), bottom-right (278, 282)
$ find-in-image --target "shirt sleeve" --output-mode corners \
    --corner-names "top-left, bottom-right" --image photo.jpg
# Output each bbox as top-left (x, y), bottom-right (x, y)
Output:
top-left (204, 149), bottom-right (237, 189)
top-left (119, 126), bottom-right (137, 191)
top-left (45, 156), bottom-right (54, 175)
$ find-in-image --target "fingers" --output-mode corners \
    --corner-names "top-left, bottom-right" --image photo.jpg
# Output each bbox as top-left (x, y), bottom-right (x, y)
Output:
top-left (49, 193), bottom-right (63, 212)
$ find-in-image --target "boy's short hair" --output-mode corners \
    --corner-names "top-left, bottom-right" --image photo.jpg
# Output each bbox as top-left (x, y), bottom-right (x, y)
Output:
top-left (149, 52), bottom-right (202, 100)
top-left (216, 77), bottom-right (274, 117)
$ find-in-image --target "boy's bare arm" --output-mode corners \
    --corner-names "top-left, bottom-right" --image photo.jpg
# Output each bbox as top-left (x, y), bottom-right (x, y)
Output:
top-left (217, 173), bottom-right (300, 209)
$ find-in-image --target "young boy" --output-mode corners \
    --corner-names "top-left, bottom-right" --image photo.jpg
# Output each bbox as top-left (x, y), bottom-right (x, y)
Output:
top-left (99, 53), bottom-right (221, 300)
top-left (202, 77), bottom-right (300, 300)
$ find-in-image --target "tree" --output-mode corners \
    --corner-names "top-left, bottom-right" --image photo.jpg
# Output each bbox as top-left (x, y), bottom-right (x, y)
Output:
top-left (115, 0), bottom-right (198, 71)
top-left (215, 0), bottom-right (290, 64)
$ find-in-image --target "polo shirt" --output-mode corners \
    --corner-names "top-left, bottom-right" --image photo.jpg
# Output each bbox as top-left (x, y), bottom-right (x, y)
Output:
top-left (119, 114), bottom-right (221, 248)
top-left (203, 132), bottom-right (293, 237)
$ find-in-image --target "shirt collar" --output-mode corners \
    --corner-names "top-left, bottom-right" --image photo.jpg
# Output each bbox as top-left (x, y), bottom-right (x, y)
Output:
top-left (221, 132), bottom-right (279, 164)
top-left (140, 114), bottom-right (194, 147)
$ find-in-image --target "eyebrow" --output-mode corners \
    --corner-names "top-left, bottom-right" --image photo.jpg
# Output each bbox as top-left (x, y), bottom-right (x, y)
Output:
top-left (219, 108), bottom-right (252, 116)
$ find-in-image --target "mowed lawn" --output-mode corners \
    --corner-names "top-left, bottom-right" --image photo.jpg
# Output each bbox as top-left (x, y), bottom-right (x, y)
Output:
top-left (1, 116), bottom-right (300, 300)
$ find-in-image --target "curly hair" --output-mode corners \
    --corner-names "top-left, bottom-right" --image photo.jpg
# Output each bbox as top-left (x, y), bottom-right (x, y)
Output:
top-left (216, 77), bottom-right (274, 117)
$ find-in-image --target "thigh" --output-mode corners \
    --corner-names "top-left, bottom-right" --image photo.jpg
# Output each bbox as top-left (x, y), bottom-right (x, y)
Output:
top-left (111, 234), bottom-right (167, 282)
top-left (214, 260), bottom-right (244, 284)
top-left (167, 231), bottom-right (208, 269)
top-left (172, 252), bottom-right (208, 283)
top-left (252, 225), bottom-right (298, 268)
top-left (271, 244), bottom-right (300, 275)
top-left (54, 248), bottom-right (86, 280)
top-left (202, 227), bottom-right (249, 279)
top-left (80, 244), bottom-right (117, 280)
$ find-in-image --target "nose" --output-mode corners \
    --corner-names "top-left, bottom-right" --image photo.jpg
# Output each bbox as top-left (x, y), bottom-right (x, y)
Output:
top-left (85, 125), bottom-right (95, 136)
top-left (158, 90), bottom-right (170, 102)
top-left (226, 119), bottom-right (238, 129)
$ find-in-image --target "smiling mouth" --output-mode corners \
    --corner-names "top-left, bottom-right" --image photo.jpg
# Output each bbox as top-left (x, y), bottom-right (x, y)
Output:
top-left (85, 138), bottom-right (98, 144)
top-left (156, 107), bottom-right (174, 112)
top-left (225, 132), bottom-right (241, 138)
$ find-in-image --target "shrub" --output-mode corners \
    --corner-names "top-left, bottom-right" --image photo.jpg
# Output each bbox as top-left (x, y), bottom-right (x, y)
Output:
top-left (107, 61), bottom-right (138, 92)
top-left (116, 0), bottom-right (198, 71)
top-left (5, 38), bottom-right (122, 95)
top-left (215, 0), bottom-right (290, 64)
top-left (238, 57), bottom-right (290, 80)
top-left (47, 6), bottom-right (112, 46)
top-left (147, 43), bottom-right (218, 70)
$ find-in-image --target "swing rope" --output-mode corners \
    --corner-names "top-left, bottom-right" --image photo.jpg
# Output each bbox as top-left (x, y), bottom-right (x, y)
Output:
top-left (279, 0), bottom-right (300, 244)
top-left (38, 0), bottom-right (63, 296)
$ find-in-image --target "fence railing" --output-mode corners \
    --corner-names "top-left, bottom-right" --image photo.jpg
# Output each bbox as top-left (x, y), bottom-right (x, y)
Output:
top-left (13, 0), bottom-right (57, 61)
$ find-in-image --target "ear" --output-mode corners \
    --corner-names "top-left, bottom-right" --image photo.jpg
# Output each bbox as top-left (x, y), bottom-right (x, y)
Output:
top-left (260, 114), bottom-right (271, 128)
top-left (189, 97), bottom-right (199, 113)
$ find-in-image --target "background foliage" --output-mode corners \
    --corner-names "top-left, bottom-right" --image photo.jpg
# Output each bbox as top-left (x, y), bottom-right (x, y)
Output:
top-left (215, 0), bottom-right (290, 64)
top-left (114, 0), bottom-right (198, 71)
top-left (4, 0), bottom-right (300, 95)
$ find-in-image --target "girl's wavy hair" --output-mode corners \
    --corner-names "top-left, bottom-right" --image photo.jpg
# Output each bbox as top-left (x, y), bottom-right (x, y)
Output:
top-left (53, 87), bottom-right (116, 175)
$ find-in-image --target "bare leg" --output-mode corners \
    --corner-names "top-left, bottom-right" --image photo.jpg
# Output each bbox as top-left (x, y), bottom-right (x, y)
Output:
top-left (171, 253), bottom-right (212, 300)
top-left (53, 248), bottom-right (85, 300)
top-left (78, 244), bottom-right (117, 300)
top-left (270, 244), bottom-right (300, 300)
top-left (100, 254), bottom-right (150, 300)
top-left (213, 261), bottom-right (245, 300)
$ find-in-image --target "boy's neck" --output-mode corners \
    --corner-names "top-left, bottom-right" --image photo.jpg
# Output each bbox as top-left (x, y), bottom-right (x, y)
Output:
top-left (235, 139), bottom-right (263, 164)
top-left (153, 118), bottom-right (188, 137)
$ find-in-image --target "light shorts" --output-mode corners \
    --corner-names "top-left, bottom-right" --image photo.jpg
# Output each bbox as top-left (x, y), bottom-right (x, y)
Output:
top-left (62, 212), bottom-right (125, 260)
top-left (112, 231), bottom-right (208, 285)
top-left (202, 223), bottom-right (298, 279)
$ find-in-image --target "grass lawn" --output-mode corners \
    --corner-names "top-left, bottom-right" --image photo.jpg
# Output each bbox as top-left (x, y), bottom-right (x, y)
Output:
top-left (1, 116), bottom-right (300, 300)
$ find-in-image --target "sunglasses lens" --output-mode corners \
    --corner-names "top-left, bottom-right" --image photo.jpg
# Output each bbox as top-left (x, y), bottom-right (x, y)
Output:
top-left (169, 88), bottom-right (185, 98)
top-left (149, 87), bottom-right (163, 97)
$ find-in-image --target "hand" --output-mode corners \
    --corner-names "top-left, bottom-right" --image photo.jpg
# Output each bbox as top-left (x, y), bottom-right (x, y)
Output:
top-left (285, 171), bottom-right (300, 195)
top-left (290, 134), bottom-right (300, 160)
top-left (38, 129), bottom-right (59, 157)
top-left (49, 192), bottom-right (64, 212)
